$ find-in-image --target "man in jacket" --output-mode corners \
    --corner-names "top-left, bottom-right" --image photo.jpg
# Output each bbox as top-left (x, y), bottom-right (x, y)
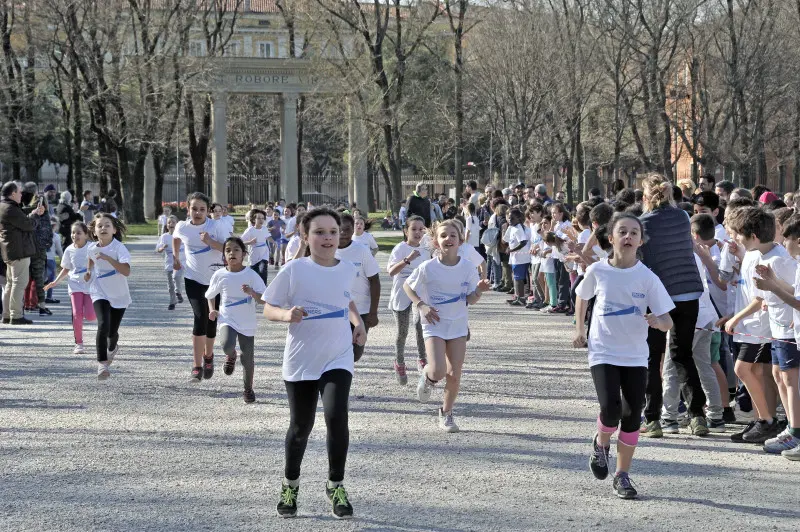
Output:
top-left (22, 182), bottom-right (53, 316)
top-left (0, 181), bottom-right (42, 324)
top-left (405, 182), bottom-right (432, 227)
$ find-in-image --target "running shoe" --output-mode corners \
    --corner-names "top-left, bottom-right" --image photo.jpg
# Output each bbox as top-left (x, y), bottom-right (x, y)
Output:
top-left (589, 434), bottom-right (610, 480)
top-left (202, 356), bottom-right (214, 379)
top-left (2, 317), bottom-right (9, 324)
top-left (393, 361), bottom-right (408, 385)
top-left (723, 407), bottom-right (737, 424)
top-left (325, 483), bottom-right (353, 519)
top-left (176, 294), bottom-right (184, 303)
top-left (417, 372), bottom-right (433, 402)
top-left (762, 429), bottom-right (799, 454)
top-left (223, 353), bottom-right (237, 376)
top-left (10, 317), bottom-right (33, 325)
top-left (730, 420), bottom-right (757, 443)
top-left (438, 408), bottom-right (459, 433)
top-left (39, 307), bottom-right (52, 316)
top-left (276, 483), bottom-right (299, 518)
top-left (526, 302), bottom-right (544, 310)
top-left (108, 345), bottom-right (118, 365)
top-left (690, 416), bottom-right (710, 437)
top-left (506, 298), bottom-right (524, 306)
top-left (661, 419), bottom-right (679, 434)
top-left (640, 420), bottom-right (663, 438)
top-left (97, 362), bottom-right (110, 380)
top-left (783, 444), bottom-right (800, 461)
top-left (539, 305), bottom-right (555, 313)
top-left (708, 418), bottom-right (726, 433)
top-left (45, 298), bottom-right (59, 304)
top-left (190, 366), bottom-right (202, 383)
top-left (742, 419), bottom-right (782, 444)
top-left (243, 388), bottom-right (256, 404)
top-left (677, 413), bottom-right (690, 428)
top-left (550, 306), bottom-right (568, 314)
top-left (168, 304), bottom-right (175, 310)
top-left (612, 472), bottom-right (638, 499)
top-left (73, 343), bottom-right (84, 355)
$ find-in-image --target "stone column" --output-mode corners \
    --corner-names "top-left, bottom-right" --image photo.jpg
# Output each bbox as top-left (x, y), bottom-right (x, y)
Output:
top-left (143, 150), bottom-right (156, 219)
top-left (211, 92), bottom-right (228, 206)
top-left (280, 93), bottom-right (299, 204)
top-left (347, 100), bottom-right (369, 211)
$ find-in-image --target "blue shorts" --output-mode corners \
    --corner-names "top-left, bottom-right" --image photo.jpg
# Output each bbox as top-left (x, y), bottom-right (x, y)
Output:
top-left (512, 263), bottom-right (530, 281)
top-left (771, 340), bottom-right (800, 370)
top-left (280, 238), bottom-right (289, 244)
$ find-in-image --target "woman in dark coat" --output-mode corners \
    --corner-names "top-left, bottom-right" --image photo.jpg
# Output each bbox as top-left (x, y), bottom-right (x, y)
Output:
top-left (55, 191), bottom-right (82, 247)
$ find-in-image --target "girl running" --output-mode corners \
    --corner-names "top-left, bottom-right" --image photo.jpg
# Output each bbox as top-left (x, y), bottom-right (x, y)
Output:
top-left (404, 219), bottom-right (491, 432)
top-left (387, 215), bottom-right (431, 385)
top-left (241, 209), bottom-right (271, 286)
top-left (156, 215), bottom-right (185, 310)
top-left (84, 213), bottom-right (132, 380)
top-left (352, 217), bottom-right (378, 256)
top-left (206, 237), bottom-right (267, 403)
top-left (44, 221), bottom-right (96, 354)
top-left (573, 212), bottom-right (674, 499)
top-left (173, 192), bottom-right (229, 382)
top-left (263, 207), bottom-right (366, 519)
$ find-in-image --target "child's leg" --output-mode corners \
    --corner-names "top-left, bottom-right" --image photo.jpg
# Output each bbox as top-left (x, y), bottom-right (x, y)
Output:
top-left (173, 269), bottom-right (184, 297)
top-left (442, 337), bottom-right (467, 413)
top-left (319, 369), bottom-right (353, 483)
top-left (166, 269), bottom-right (177, 305)
top-left (393, 307), bottom-right (411, 365)
top-left (283, 379), bottom-right (320, 482)
top-left (424, 337), bottom-right (448, 383)
top-left (218, 325), bottom-right (237, 358)
top-left (545, 272), bottom-right (557, 306)
top-left (781, 367), bottom-right (800, 433)
top-left (186, 279), bottom-right (209, 366)
top-left (660, 350), bottom-right (681, 421)
top-left (590, 364), bottom-right (623, 447)
top-left (713, 362), bottom-right (728, 409)
top-left (83, 293), bottom-right (96, 321)
top-left (412, 306), bottom-right (426, 363)
top-left (617, 366), bottom-right (648, 473)
top-left (93, 299), bottom-right (112, 362)
top-left (759, 362), bottom-right (779, 416)
top-left (70, 292), bottom-right (85, 345)
top-left (238, 332), bottom-right (255, 391)
top-left (735, 359), bottom-right (772, 421)
top-left (692, 326), bottom-right (723, 420)
top-left (554, 260), bottom-right (570, 308)
top-left (107, 307), bottom-right (126, 352)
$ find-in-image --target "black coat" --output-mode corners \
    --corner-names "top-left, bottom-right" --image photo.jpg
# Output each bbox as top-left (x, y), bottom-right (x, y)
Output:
top-left (0, 198), bottom-right (37, 262)
top-left (55, 202), bottom-right (82, 246)
top-left (405, 194), bottom-right (432, 227)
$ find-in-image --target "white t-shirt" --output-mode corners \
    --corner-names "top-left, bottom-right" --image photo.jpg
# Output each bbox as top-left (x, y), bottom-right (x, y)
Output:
top-left (205, 268), bottom-right (267, 337)
top-left (705, 244), bottom-right (728, 317)
top-left (540, 243), bottom-right (555, 274)
top-left (576, 259), bottom-right (675, 367)
top-left (60, 243), bottom-right (91, 294)
top-left (529, 223), bottom-right (541, 265)
top-left (457, 242), bottom-right (484, 269)
top-left (285, 234), bottom-right (302, 262)
top-left (465, 216), bottom-right (481, 247)
top-left (221, 215), bottom-right (235, 235)
top-left (757, 248), bottom-right (796, 340)
top-left (353, 232), bottom-right (379, 253)
top-left (157, 232), bottom-right (185, 272)
top-left (503, 224), bottom-right (531, 265)
top-left (335, 242), bottom-right (380, 314)
top-left (263, 258), bottom-right (358, 381)
top-left (173, 218), bottom-right (228, 285)
top-left (577, 228), bottom-right (591, 275)
top-left (158, 214), bottom-right (167, 227)
top-left (715, 224), bottom-right (729, 242)
top-left (406, 257), bottom-right (479, 339)
top-left (732, 249), bottom-right (772, 344)
top-left (285, 216), bottom-right (298, 237)
top-left (87, 239), bottom-right (131, 309)
top-left (241, 226), bottom-right (271, 265)
top-left (695, 253), bottom-right (718, 329)
top-left (387, 241), bottom-right (431, 311)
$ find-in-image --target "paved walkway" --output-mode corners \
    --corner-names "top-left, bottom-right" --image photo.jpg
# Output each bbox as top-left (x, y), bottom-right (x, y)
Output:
top-left (1, 238), bottom-right (799, 531)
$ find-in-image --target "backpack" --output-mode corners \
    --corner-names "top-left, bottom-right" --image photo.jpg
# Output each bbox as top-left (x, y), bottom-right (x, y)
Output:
top-left (481, 218), bottom-right (500, 247)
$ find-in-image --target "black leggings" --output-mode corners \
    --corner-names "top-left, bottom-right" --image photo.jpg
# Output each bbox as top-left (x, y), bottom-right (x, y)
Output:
top-left (591, 364), bottom-right (647, 434)
top-left (185, 278), bottom-right (220, 338)
top-left (284, 369), bottom-right (352, 482)
top-left (93, 299), bottom-right (126, 363)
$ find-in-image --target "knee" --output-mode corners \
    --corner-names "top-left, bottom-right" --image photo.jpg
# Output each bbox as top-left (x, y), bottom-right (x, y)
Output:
top-left (288, 419), bottom-right (314, 441)
top-left (324, 411), bottom-right (349, 433)
top-left (427, 366), bottom-right (447, 382)
top-left (734, 361), bottom-right (748, 379)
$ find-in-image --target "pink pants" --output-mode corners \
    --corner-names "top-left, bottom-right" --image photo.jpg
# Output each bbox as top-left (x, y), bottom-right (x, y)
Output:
top-left (71, 292), bottom-right (96, 344)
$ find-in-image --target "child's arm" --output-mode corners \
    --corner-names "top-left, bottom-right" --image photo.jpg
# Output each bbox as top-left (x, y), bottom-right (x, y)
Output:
top-left (754, 264), bottom-right (800, 310)
top-left (507, 240), bottom-right (528, 253)
top-left (388, 249), bottom-right (421, 276)
top-left (44, 268), bottom-right (70, 291)
top-left (645, 312), bottom-right (673, 332)
top-left (96, 253), bottom-right (131, 276)
top-left (724, 298), bottom-right (763, 334)
top-left (84, 257), bottom-right (94, 282)
top-left (573, 296), bottom-right (589, 347)
top-left (349, 301), bottom-right (367, 345)
top-left (365, 274), bottom-right (381, 327)
top-left (263, 302), bottom-right (307, 322)
top-left (242, 238), bottom-right (257, 245)
top-left (242, 284), bottom-right (266, 305)
top-left (200, 231), bottom-right (224, 252)
top-left (403, 281), bottom-right (440, 324)
top-left (695, 243), bottom-right (727, 291)
top-left (207, 298), bottom-right (219, 321)
top-left (172, 237), bottom-right (182, 270)
top-left (466, 279), bottom-right (491, 304)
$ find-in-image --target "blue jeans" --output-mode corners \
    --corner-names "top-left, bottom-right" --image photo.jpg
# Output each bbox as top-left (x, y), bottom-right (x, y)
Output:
top-left (488, 255), bottom-right (502, 286)
top-left (45, 259), bottom-right (56, 300)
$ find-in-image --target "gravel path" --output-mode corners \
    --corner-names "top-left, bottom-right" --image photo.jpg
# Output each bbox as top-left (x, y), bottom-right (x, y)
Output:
top-left (2, 238), bottom-right (799, 531)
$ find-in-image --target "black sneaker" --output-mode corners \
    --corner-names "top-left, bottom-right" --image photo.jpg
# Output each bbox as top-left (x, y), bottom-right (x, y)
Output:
top-left (325, 483), bottom-right (354, 519)
top-left (708, 418), bottom-right (726, 433)
top-left (730, 420), bottom-right (757, 443)
top-left (177, 294), bottom-right (184, 303)
top-left (589, 434), bottom-right (610, 480)
top-left (168, 303), bottom-right (175, 310)
top-left (742, 419), bottom-right (782, 444)
top-left (10, 317), bottom-right (33, 325)
top-left (45, 298), bottom-right (60, 304)
top-left (612, 472), bottom-right (638, 499)
top-left (243, 388), bottom-right (256, 403)
top-left (39, 307), bottom-right (52, 316)
top-left (506, 298), bottom-right (524, 306)
top-left (723, 407), bottom-right (737, 424)
top-left (190, 366), bottom-right (202, 383)
top-left (276, 484), bottom-right (299, 518)
top-left (223, 354), bottom-right (237, 376)
top-left (202, 356), bottom-right (214, 379)
top-left (1, 317), bottom-right (9, 324)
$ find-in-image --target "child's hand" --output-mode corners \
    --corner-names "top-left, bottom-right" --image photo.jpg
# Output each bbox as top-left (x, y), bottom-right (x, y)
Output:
top-left (173, 258), bottom-right (182, 271)
top-left (753, 275), bottom-right (777, 293)
top-left (715, 315), bottom-right (731, 329)
top-left (241, 284), bottom-right (252, 296)
top-left (754, 264), bottom-right (776, 281)
top-left (724, 317), bottom-right (739, 335)
top-left (285, 306), bottom-right (308, 323)
top-left (84, 272), bottom-right (91, 282)
top-left (44, 282), bottom-right (55, 291)
top-left (364, 312), bottom-right (379, 328)
top-left (352, 323), bottom-right (367, 346)
top-left (209, 310), bottom-right (219, 321)
top-left (572, 333), bottom-right (587, 348)
top-left (761, 301), bottom-right (768, 312)
top-left (407, 249), bottom-right (421, 262)
top-left (694, 241), bottom-right (712, 260)
top-left (420, 303), bottom-right (440, 324)
top-left (200, 232), bottom-right (212, 244)
top-left (476, 279), bottom-right (491, 294)
top-left (644, 313), bottom-right (664, 330)
top-left (96, 253), bottom-right (110, 262)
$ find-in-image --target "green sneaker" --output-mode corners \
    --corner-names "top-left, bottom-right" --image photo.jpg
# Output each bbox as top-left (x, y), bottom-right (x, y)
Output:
top-left (640, 420), bottom-right (663, 438)
top-left (690, 416), bottom-right (710, 437)
top-left (325, 483), bottom-right (354, 519)
top-left (276, 483), bottom-right (299, 518)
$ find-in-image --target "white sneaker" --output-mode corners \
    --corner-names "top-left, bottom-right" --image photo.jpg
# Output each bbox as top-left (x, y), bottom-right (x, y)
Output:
top-left (73, 343), bottom-right (84, 355)
top-left (108, 345), bottom-right (119, 365)
top-left (417, 371), bottom-right (433, 402)
top-left (439, 408), bottom-right (460, 433)
top-left (783, 444), bottom-right (800, 461)
top-left (764, 427), bottom-right (792, 447)
top-left (539, 305), bottom-right (554, 313)
top-left (97, 362), bottom-right (110, 380)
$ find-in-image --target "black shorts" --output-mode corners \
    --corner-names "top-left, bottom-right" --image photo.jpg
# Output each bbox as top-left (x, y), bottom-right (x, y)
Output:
top-left (735, 342), bottom-right (772, 364)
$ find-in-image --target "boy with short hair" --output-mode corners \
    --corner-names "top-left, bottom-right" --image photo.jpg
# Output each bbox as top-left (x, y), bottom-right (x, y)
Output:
top-left (722, 207), bottom-right (786, 444)
top-left (692, 191), bottom-right (727, 242)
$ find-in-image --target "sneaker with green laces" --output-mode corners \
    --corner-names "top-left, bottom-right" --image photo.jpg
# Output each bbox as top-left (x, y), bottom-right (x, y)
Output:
top-left (325, 483), bottom-right (353, 519)
top-left (690, 416), bottom-right (710, 437)
top-left (276, 483), bottom-right (299, 518)
top-left (640, 420), bottom-right (663, 438)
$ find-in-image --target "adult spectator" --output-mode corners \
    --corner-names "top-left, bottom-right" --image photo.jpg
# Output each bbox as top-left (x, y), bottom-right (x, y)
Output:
top-left (513, 183), bottom-right (525, 204)
top-left (102, 189), bottom-right (119, 218)
top-left (55, 191), bottom-right (82, 247)
top-left (0, 181), bottom-right (41, 324)
top-left (615, 188), bottom-right (636, 205)
top-left (639, 173), bottom-right (708, 438)
top-left (698, 174), bottom-right (715, 192)
top-left (79, 190), bottom-right (97, 223)
top-left (431, 195), bottom-right (444, 223)
top-left (751, 185), bottom-right (769, 203)
top-left (43, 184), bottom-right (58, 216)
top-left (534, 184), bottom-right (553, 205)
top-left (398, 200), bottom-right (407, 227)
top-left (715, 180), bottom-right (735, 202)
top-left (524, 185), bottom-right (536, 203)
top-left (22, 183), bottom-right (53, 316)
top-left (588, 187), bottom-right (603, 201)
top-left (466, 180), bottom-right (480, 207)
top-left (611, 178), bottom-right (625, 196)
top-left (677, 178), bottom-right (696, 198)
top-left (730, 188), bottom-right (752, 201)
top-left (405, 182), bottom-right (432, 227)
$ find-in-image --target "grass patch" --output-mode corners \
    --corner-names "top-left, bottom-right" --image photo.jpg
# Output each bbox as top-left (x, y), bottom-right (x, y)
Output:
top-left (375, 235), bottom-right (403, 253)
top-left (125, 221), bottom-right (160, 237)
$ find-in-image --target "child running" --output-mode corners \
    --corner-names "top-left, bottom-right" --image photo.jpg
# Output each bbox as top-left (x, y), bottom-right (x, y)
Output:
top-left (205, 237), bottom-right (267, 403)
top-left (156, 215), bottom-right (185, 310)
top-left (241, 209), bottom-right (271, 286)
top-left (574, 213), bottom-right (674, 499)
top-left (44, 221), bottom-right (96, 354)
top-left (84, 213), bottom-right (132, 380)
top-left (173, 192), bottom-right (229, 382)
top-left (404, 219), bottom-right (491, 432)
top-left (263, 207), bottom-right (366, 519)
top-left (387, 215), bottom-right (431, 385)
top-left (352, 217), bottom-right (378, 256)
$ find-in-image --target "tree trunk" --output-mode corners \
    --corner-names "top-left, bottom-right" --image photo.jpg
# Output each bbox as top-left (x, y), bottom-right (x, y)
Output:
top-left (153, 149), bottom-right (165, 217)
top-left (72, 62), bottom-right (83, 195)
top-left (127, 145), bottom-right (147, 223)
top-left (575, 119), bottom-right (584, 204)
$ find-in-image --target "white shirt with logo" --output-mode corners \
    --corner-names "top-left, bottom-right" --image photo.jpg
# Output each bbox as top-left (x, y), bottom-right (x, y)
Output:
top-left (173, 218), bottom-right (228, 285)
top-left (60, 243), bottom-right (91, 295)
top-left (503, 224), bottom-right (531, 265)
top-left (387, 241), bottom-right (431, 311)
top-left (241, 226), bottom-right (271, 265)
top-left (335, 242), bottom-right (380, 314)
top-left (87, 239), bottom-right (132, 309)
top-left (352, 232), bottom-right (379, 253)
top-left (756, 246), bottom-right (795, 340)
top-left (205, 268), bottom-right (267, 337)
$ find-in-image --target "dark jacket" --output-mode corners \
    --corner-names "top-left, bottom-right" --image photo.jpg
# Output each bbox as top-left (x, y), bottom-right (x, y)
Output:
top-left (406, 193), bottom-right (432, 227)
top-left (55, 202), bottom-right (82, 245)
top-left (640, 206), bottom-right (703, 297)
top-left (0, 198), bottom-right (37, 262)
